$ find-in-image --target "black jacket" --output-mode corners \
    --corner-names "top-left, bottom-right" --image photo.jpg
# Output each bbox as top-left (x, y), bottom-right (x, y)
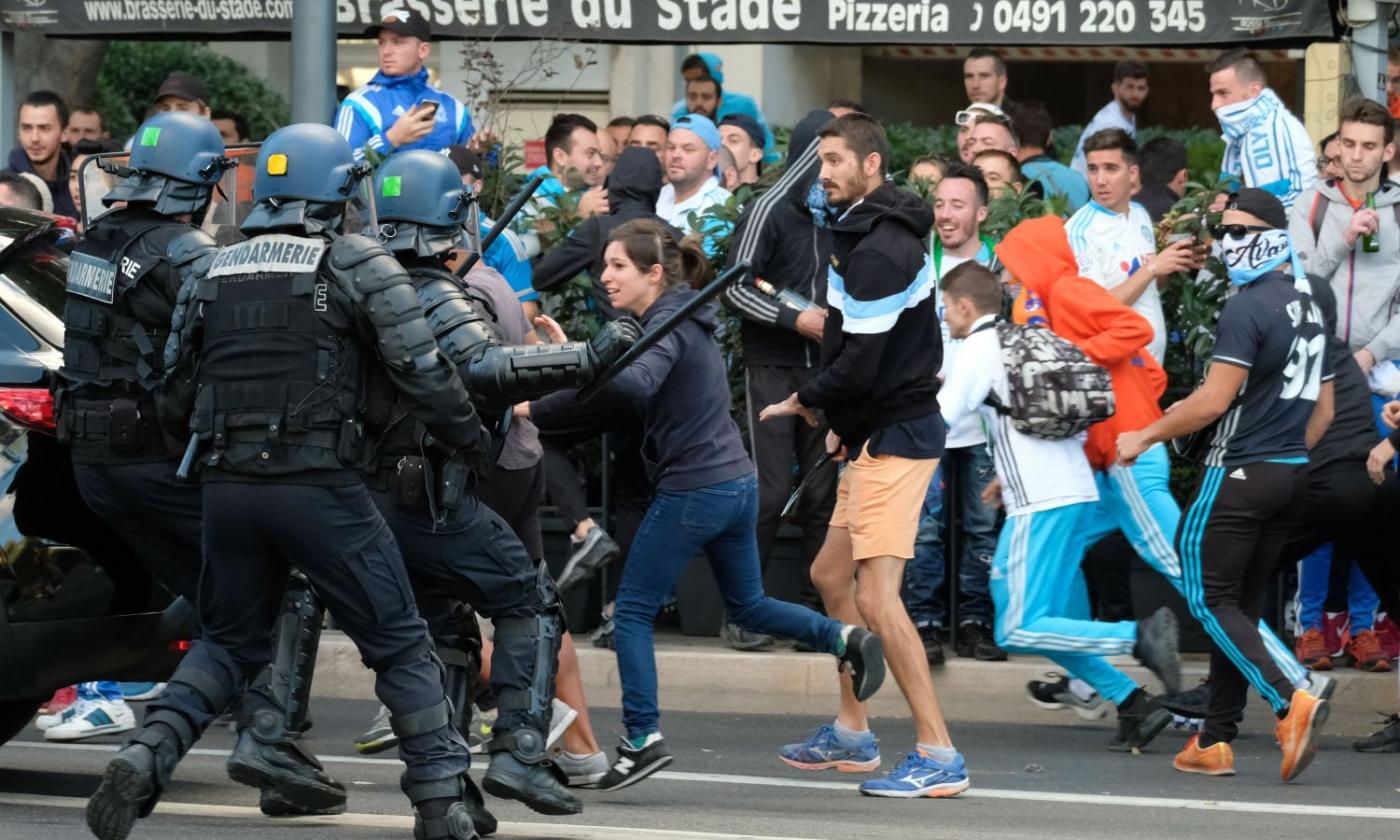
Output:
top-left (532, 147), bottom-right (680, 321)
top-left (7, 146), bottom-right (77, 218)
top-left (797, 182), bottom-right (940, 453)
top-left (722, 109), bottom-right (833, 369)
top-left (532, 287), bottom-right (751, 491)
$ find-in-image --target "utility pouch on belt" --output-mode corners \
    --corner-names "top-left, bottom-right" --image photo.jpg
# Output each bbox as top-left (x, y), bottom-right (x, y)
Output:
top-left (393, 455), bottom-right (428, 510)
top-left (337, 417), bottom-right (364, 465)
top-left (438, 457), bottom-right (468, 515)
top-left (108, 398), bottom-right (145, 453)
top-left (53, 388), bottom-right (71, 444)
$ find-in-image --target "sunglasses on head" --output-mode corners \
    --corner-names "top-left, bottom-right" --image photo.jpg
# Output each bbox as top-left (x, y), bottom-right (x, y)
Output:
top-left (955, 108), bottom-right (1003, 127)
top-left (1209, 223), bottom-right (1273, 239)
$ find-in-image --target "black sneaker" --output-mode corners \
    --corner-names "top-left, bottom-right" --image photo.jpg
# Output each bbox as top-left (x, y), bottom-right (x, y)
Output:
top-left (838, 626), bottom-right (887, 702)
top-left (1158, 680), bottom-right (1211, 719)
top-left (720, 617), bottom-right (774, 652)
top-left (1108, 689), bottom-right (1172, 753)
top-left (590, 617), bottom-right (615, 650)
top-left (1133, 607), bottom-right (1182, 695)
top-left (1353, 713), bottom-right (1400, 753)
top-left (918, 625), bottom-right (945, 666)
top-left (557, 526), bottom-right (620, 592)
top-left (1026, 672), bottom-right (1110, 720)
top-left (597, 735), bottom-right (674, 792)
top-left (955, 621), bottom-right (1008, 662)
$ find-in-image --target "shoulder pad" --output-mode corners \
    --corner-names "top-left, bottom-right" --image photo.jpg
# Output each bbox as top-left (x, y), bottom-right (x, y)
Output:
top-left (167, 228), bottom-right (219, 268)
top-left (328, 232), bottom-right (391, 270)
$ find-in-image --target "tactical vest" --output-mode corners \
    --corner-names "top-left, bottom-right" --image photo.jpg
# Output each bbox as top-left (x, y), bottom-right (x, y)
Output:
top-left (191, 233), bottom-right (366, 481)
top-left (365, 266), bottom-right (504, 502)
top-left (57, 209), bottom-right (184, 464)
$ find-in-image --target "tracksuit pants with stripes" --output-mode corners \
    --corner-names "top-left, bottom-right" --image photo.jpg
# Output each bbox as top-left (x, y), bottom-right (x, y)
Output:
top-left (991, 502), bottom-right (1141, 705)
top-left (1178, 461), bottom-right (1309, 744)
top-left (1076, 445), bottom-right (1308, 690)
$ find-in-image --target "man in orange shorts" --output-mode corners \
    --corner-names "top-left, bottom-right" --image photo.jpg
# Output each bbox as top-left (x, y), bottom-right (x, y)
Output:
top-left (761, 113), bottom-right (967, 798)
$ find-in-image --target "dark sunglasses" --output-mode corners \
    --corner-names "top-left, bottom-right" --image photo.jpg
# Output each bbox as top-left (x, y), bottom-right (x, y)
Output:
top-left (1210, 223), bottom-right (1273, 239)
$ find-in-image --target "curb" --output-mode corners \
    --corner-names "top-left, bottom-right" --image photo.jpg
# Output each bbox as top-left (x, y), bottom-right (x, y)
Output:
top-left (312, 632), bottom-right (1398, 735)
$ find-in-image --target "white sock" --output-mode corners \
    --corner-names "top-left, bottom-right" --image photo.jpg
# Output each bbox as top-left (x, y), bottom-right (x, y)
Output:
top-left (918, 743), bottom-right (958, 764)
top-left (1068, 678), bottom-right (1097, 702)
top-left (833, 720), bottom-right (872, 742)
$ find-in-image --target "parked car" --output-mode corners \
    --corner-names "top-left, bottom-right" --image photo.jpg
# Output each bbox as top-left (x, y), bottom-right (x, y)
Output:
top-left (0, 207), bottom-right (194, 748)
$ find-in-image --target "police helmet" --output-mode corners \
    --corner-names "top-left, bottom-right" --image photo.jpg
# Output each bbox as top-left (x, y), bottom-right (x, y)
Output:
top-left (373, 150), bottom-right (475, 257)
top-left (243, 123), bottom-right (368, 233)
top-left (103, 112), bottom-right (229, 215)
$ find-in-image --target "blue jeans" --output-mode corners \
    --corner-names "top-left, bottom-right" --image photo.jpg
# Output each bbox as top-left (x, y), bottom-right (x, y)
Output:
top-left (902, 444), bottom-right (997, 628)
top-left (612, 473), bottom-right (844, 739)
top-left (1295, 544), bottom-right (1380, 632)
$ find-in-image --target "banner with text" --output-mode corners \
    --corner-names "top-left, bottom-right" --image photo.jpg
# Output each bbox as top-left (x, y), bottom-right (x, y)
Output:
top-left (0, 1), bottom-right (1334, 44)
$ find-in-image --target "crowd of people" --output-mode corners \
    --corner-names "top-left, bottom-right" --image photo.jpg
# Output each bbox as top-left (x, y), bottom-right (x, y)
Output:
top-left (3, 6), bottom-right (1400, 837)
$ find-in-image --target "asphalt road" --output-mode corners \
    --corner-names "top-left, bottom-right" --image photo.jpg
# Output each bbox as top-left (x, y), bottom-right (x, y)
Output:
top-left (1, 697), bottom-right (1397, 840)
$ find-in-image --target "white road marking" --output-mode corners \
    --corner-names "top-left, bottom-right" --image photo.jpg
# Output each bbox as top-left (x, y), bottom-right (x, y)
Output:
top-left (5, 740), bottom-right (1400, 822)
top-left (0, 793), bottom-right (816, 840)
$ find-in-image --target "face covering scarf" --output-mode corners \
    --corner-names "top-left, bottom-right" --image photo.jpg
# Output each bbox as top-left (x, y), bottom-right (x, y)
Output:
top-left (1219, 229), bottom-right (1292, 286)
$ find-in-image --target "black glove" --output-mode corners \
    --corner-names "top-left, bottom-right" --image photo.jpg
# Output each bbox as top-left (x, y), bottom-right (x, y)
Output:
top-left (587, 316), bottom-right (643, 368)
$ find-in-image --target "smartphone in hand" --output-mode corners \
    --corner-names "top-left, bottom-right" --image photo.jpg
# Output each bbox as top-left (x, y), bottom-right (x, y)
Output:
top-left (416, 99), bottom-right (440, 118)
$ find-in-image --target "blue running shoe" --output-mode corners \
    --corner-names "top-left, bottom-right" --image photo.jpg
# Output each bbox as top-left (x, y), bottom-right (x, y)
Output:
top-left (779, 724), bottom-right (880, 773)
top-left (858, 748), bottom-right (969, 798)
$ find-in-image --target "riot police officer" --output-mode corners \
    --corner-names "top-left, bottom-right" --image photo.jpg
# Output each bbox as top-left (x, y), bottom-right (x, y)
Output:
top-left (57, 112), bottom-right (344, 818)
top-left (85, 125), bottom-right (483, 840)
top-left (361, 150), bottom-right (641, 822)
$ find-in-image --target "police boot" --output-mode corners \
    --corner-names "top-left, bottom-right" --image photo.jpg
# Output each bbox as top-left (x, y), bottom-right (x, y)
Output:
top-left (227, 707), bottom-right (347, 814)
top-left (482, 728), bottom-right (582, 815)
top-left (86, 726), bottom-right (181, 840)
top-left (406, 776), bottom-right (478, 840)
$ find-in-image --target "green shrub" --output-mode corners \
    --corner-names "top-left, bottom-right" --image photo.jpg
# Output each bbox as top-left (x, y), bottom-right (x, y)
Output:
top-left (95, 42), bottom-right (289, 140)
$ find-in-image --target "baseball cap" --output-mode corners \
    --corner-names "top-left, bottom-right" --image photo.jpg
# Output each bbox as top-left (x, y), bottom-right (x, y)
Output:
top-left (366, 7), bottom-right (431, 41)
top-left (1225, 188), bottom-right (1287, 229)
top-left (671, 113), bottom-right (721, 151)
top-left (443, 145), bottom-right (482, 180)
top-left (718, 114), bottom-right (764, 149)
top-left (155, 73), bottom-right (208, 106)
top-left (954, 102), bottom-right (1004, 127)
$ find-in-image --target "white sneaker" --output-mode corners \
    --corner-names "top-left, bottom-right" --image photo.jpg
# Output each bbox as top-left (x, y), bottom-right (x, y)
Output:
top-left (552, 749), bottom-right (608, 787)
top-left (547, 698), bottom-right (578, 750)
top-left (44, 698), bottom-right (135, 742)
top-left (36, 697), bottom-right (90, 731)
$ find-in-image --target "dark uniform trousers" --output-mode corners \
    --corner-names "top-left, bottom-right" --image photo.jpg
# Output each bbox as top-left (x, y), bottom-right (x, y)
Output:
top-left (371, 490), bottom-right (558, 738)
top-left (151, 481), bottom-right (471, 786)
top-left (72, 462), bottom-right (204, 604)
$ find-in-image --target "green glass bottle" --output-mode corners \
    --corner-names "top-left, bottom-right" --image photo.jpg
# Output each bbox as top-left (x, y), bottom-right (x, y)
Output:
top-left (1363, 191), bottom-right (1380, 253)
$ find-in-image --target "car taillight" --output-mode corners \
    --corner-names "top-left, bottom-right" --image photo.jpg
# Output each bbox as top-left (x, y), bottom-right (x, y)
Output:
top-left (168, 639), bottom-right (193, 652)
top-left (0, 388), bottom-right (54, 431)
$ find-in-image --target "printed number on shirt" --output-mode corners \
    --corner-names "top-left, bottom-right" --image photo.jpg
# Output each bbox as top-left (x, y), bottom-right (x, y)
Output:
top-left (1280, 334), bottom-right (1325, 401)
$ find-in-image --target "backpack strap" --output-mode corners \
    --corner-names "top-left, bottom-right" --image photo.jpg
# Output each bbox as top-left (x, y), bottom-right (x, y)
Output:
top-left (1307, 190), bottom-right (1328, 243)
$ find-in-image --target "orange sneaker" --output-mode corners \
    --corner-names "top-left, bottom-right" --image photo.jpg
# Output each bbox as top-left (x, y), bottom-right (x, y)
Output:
top-left (1276, 689), bottom-right (1329, 782)
top-left (1346, 630), bottom-right (1393, 673)
top-left (1293, 628), bottom-right (1332, 670)
top-left (1172, 734), bottom-right (1235, 776)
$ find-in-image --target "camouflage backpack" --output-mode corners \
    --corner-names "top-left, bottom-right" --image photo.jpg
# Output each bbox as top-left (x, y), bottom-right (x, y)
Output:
top-left (981, 321), bottom-right (1115, 440)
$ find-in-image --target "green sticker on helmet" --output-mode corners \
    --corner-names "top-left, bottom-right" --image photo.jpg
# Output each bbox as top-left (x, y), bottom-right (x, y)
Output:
top-left (140, 127), bottom-right (161, 147)
top-left (382, 176), bottom-right (402, 197)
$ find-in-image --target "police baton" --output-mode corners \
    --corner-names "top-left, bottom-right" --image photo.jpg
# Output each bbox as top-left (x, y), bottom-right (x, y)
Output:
top-left (456, 173), bottom-right (546, 277)
top-left (577, 261), bottom-right (751, 403)
top-left (781, 451), bottom-right (834, 522)
top-left (175, 433), bottom-right (200, 480)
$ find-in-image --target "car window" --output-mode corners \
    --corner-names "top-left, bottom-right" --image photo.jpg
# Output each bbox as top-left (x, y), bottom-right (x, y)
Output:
top-left (0, 239), bottom-right (67, 349)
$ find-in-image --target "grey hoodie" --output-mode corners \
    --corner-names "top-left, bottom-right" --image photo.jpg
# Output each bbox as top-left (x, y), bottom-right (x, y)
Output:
top-left (1288, 178), bottom-right (1400, 362)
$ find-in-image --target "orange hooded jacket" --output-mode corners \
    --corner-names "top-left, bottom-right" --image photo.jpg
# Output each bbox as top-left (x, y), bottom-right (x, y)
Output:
top-left (996, 216), bottom-right (1168, 470)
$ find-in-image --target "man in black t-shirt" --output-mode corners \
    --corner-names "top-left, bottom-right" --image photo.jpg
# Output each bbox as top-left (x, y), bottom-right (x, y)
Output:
top-left (1116, 189), bottom-right (1335, 782)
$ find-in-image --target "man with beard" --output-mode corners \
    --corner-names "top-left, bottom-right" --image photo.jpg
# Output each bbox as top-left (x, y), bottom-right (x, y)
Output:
top-left (1072, 61), bottom-right (1149, 178)
top-left (762, 113), bottom-right (969, 799)
top-left (655, 114), bottom-right (732, 256)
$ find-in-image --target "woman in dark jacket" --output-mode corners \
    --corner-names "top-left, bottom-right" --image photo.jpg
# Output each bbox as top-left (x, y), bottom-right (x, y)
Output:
top-left (520, 219), bottom-right (885, 792)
